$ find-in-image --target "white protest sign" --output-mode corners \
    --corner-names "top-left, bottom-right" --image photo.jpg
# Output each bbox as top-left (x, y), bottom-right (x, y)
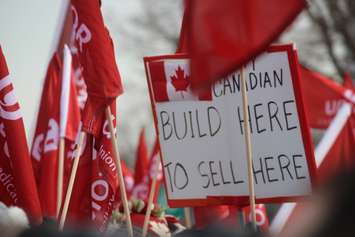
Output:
top-left (144, 44), bottom-right (316, 207)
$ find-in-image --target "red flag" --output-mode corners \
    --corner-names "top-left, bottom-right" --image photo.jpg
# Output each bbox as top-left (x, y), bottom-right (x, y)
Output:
top-left (0, 46), bottom-right (42, 224)
top-left (87, 102), bottom-right (118, 230)
top-left (317, 116), bottom-right (355, 181)
top-left (193, 205), bottom-right (230, 229)
top-left (275, 115), bottom-right (355, 235)
top-left (131, 138), bottom-right (162, 202)
top-left (300, 66), bottom-right (352, 129)
top-left (343, 73), bottom-right (354, 89)
top-left (88, 102), bottom-right (134, 231)
top-left (242, 204), bottom-right (270, 232)
top-left (133, 128), bottom-right (149, 186)
top-left (63, 103), bottom-right (130, 231)
top-left (31, 53), bottom-right (80, 218)
top-left (70, 0), bottom-right (123, 135)
top-left (186, 0), bottom-right (306, 89)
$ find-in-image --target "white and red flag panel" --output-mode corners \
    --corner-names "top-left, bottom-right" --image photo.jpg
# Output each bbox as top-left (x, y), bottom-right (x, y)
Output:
top-left (31, 52), bottom-right (81, 218)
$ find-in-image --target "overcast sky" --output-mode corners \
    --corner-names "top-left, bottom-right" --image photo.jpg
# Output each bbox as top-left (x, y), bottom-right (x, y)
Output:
top-left (0, 0), bottom-right (181, 164)
top-left (0, 0), bottom-right (63, 138)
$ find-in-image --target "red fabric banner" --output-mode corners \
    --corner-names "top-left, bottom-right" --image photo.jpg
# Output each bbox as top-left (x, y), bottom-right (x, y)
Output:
top-left (299, 66), bottom-right (353, 129)
top-left (131, 138), bottom-right (162, 202)
top-left (0, 46), bottom-right (42, 224)
top-left (31, 53), bottom-right (80, 218)
top-left (71, 0), bottom-right (123, 135)
top-left (193, 205), bottom-right (230, 229)
top-left (133, 128), bottom-right (149, 187)
top-left (185, 0), bottom-right (306, 90)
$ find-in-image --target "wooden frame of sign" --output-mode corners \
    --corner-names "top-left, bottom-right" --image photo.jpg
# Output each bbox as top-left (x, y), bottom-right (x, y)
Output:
top-left (144, 44), bottom-right (317, 207)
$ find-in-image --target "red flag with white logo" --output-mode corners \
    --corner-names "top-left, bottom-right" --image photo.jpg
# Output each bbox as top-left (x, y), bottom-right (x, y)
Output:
top-left (300, 66), bottom-right (353, 129)
top-left (242, 204), bottom-right (269, 232)
top-left (70, 0), bottom-right (123, 136)
top-left (147, 59), bottom-right (212, 102)
top-left (31, 52), bottom-right (80, 218)
top-left (185, 0), bottom-right (306, 90)
top-left (89, 102), bottom-right (134, 231)
top-left (0, 46), bottom-right (42, 224)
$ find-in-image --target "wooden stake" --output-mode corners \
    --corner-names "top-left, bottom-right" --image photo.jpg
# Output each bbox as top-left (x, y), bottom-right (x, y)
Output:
top-left (142, 175), bottom-right (157, 237)
top-left (59, 131), bottom-right (85, 230)
top-left (105, 106), bottom-right (133, 237)
top-left (240, 67), bottom-right (257, 230)
top-left (57, 137), bottom-right (65, 218)
top-left (184, 208), bottom-right (193, 228)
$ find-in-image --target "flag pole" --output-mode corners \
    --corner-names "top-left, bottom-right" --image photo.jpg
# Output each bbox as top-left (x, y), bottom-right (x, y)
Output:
top-left (59, 131), bottom-right (86, 230)
top-left (240, 67), bottom-right (257, 230)
top-left (57, 44), bottom-right (72, 218)
top-left (184, 208), bottom-right (193, 228)
top-left (57, 138), bottom-right (65, 218)
top-left (105, 106), bottom-right (133, 237)
top-left (142, 173), bottom-right (158, 237)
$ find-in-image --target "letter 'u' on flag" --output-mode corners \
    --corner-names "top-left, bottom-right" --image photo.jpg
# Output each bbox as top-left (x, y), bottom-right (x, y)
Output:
top-left (147, 59), bottom-right (212, 102)
top-left (185, 0), bottom-right (306, 90)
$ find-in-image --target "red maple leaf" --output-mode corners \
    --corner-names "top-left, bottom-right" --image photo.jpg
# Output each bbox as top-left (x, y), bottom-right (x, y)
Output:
top-left (170, 66), bottom-right (190, 94)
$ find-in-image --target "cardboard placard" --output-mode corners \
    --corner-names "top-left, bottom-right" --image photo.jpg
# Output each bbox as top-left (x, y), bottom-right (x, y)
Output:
top-left (144, 44), bottom-right (316, 207)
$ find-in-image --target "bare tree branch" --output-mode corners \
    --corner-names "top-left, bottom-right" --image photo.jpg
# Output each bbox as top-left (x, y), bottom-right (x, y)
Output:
top-left (306, 6), bottom-right (346, 77)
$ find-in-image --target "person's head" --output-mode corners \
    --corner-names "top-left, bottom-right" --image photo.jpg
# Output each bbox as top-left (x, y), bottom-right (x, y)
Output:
top-left (280, 168), bottom-right (355, 237)
top-left (0, 203), bottom-right (29, 237)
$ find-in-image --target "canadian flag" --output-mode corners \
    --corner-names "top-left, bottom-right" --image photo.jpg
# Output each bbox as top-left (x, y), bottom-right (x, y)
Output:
top-left (242, 204), bottom-right (270, 232)
top-left (147, 59), bottom-right (212, 102)
top-left (0, 46), bottom-right (42, 224)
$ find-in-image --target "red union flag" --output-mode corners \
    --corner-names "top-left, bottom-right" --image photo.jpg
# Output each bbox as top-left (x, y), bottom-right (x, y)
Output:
top-left (242, 204), bottom-right (269, 232)
top-left (31, 53), bottom-right (80, 218)
top-left (147, 59), bottom-right (212, 102)
top-left (70, 0), bottom-right (123, 135)
top-left (299, 66), bottom-right (354, 129)
top-left (90, 102), bottom-right (135, 230)
top-left (185, 0), bottom-right (306, 89)
top-left (0, 46), bottom-right (42, 224)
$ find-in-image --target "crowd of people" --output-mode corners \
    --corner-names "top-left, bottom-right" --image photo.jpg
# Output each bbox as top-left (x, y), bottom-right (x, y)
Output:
top-left (0, 167), bottom-right (353, 237)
